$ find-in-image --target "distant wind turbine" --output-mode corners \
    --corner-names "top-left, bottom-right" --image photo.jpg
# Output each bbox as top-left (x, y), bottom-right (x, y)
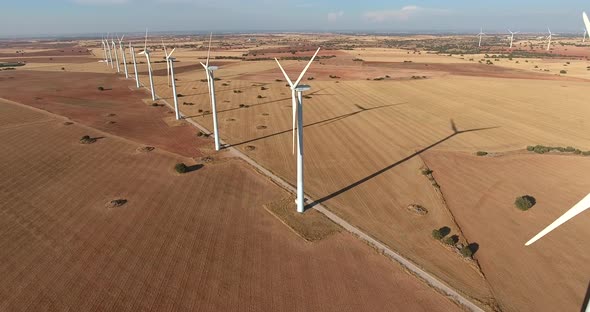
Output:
top-left (101, 36), bottom-right (108, 65)
top-left (508, 30), bottom-right (519, 49)
top-left (477, 28), bottom-right (485, 47)
top-left (526, 193), bottom-right (590, 246)
top-left (546, 28), bottom-right (554, 51)
top-left (162, 39), bottom-right (173, 87)
top-left (200, 33), bottom-right (221, 151)
top-left (139, 28), bottom-right (156, 101)
top-left (583, 28), bottom-right (587, 43)
top-left (117, 35), bottom-right (129, 78)
top-left (166, 49), bottom-right (180, 120)
top-left (106, 33), bottom-right (114, 68)
top-left (111, 36), bottom-right (120, 73)
top-left (129, 42), bottom-right (140, 89)
top-left (275, 47), bottom-right (321, 213)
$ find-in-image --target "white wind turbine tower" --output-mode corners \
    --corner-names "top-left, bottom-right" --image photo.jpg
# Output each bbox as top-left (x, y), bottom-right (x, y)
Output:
top-left (200, 33), bottom-right (221, 151)
top-left (165, 48), bottom-right (180, 120)
top-left (106, 34), bottom-right (114, 68)
top-left (129, 42), bottom-right (140, 89)
top-left (275, 47), bottom-right (321, 213)
top-left (508, 30), bottom-right (519, 49)
top-left (477, 28), bottom-right (485, 47)
top-left (111, 36), bottom-right (121, 73)
top-left (526, 193), bottom-right (590, 246)
top-left (139, 29), bottom-right (156, 101)
top-left (117, 35), bottom-right (129, 78)
top-left (101, 36), bottom-right (108, 65)
top-left (583, 28), bottom-right (587, 43)
top-left (546, 28), bottom-right (554, 51)
top-left (162, 39), bottom-right (173, 87)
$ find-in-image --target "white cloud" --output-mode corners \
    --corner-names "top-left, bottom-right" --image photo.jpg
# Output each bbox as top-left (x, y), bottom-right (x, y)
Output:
top-left (327, 11), bottom-right (344, 22)
top-left (363, 6), bottom-right (449, 23)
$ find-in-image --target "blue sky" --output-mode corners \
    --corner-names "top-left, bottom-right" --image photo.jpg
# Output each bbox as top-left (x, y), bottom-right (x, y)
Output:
top-left (2, 0), bottom-right (589, 36)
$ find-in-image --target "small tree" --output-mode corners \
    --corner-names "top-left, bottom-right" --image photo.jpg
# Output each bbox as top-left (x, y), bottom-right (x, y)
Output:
top-left (460, 245), bottom-right (473, 258)
top-left (515, 195), bottom-right (536, 211)
top-left (476, 151), bottom-right (488, 156)
top-left (432, 229), bottom-right (443, 240)
top-left (98, 86), bottom-right (105, 91)
top-left (175, 163), bottom-right (188, 174)
top-left (560, 70), bottom-right (567, 74)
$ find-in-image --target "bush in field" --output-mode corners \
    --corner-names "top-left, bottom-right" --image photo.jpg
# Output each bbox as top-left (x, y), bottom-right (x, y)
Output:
top-left (98, 86), bottom-right (105, 91)
top-left (444, 235), bottom-right (458, 246)
top-left (476, 151), bottom-right (488, 156)
top-left (560, 70), bottom-right (567, 74)
top-left (432, 229), bottom-right (443, 240)
top-left (460, 245), bottom-right (473, 258)
top-left (175, 163), bottom-right (188, 174)
top-left (515, 195), bottom-right (536, 211)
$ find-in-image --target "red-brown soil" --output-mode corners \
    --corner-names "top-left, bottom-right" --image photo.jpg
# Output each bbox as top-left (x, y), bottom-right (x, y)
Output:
top-left (0, 56), bottom-right (97, 64)
top-left (0, 70), bottom-right (208, 158)
top-left (0, 98), bottom-right (461, 312)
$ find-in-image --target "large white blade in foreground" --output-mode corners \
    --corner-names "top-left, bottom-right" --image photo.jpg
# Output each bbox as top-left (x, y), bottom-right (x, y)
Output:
top-left (584, 12), bottom-right (590, 40)
top-left (526, 193), bottom-right (590, 246)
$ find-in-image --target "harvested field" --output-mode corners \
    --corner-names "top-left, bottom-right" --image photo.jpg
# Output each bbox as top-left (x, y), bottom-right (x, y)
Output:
top-left (423, 151), bottom-right (590, 312)
top-left (0, 99), bottom-right (461, 312)
top-left (0, 70), bottom-right (208, 158)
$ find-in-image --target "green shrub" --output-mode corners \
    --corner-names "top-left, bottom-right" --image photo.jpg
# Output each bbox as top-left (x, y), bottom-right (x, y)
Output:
top-left (432, 229), bottom-right (443, 240)
top-left (175, 163), bottom-right (188, 174)
top-left (460, 246), bottom-right (473, 258)
top-left (476, 151), bottom-right (488, 156)
top-left (574, 149), bottom-right (582, 155)
top-left (515, 195), bottom-right (536, 211)
top-left (98, 86), bottom-right (105, 91)
top-left (560, 70), bottom-right (567, 74)
top-left (444, 235), bottom-right (458, 246)
top-left (526, 146), bottom-right (534, 151)
top-left (582, 151), bottom-right (590, 156)
top-left (565, 146), bottom-right (576, 152)
top-left (421, 168), bottom-right (433, 176)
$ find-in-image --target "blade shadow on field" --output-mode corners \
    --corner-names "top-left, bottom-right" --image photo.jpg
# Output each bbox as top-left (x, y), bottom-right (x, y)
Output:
top-left (230, 102), bottom-right (407, 148)
top-left (306, 120), bottom-right (499, 210)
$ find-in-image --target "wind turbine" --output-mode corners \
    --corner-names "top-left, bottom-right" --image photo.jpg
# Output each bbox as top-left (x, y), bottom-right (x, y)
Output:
top-left (166, 49), bottom-right (180, 120)
top-left (162, 39), bottom-right (173, 87)
top-left (117, 35), bottom-right (129, 78)
top-left (101, 36), bottom-right (108, 65)
top-left (583, 28), bottom-right (587, 43)
top-left (106, 33), bottom-right (114, 68)
top-left (275, 47), bottom-right (321, 213)
top-left (111, 36), bottom-right (121, 73)
top-left (526, 193), bottom-right (590, 246)
top-left (139, 28), bottom-right (156, 101)
top-left (508, 30), bottom-right (519, 49)
top-left (200, 33), bottom-right (221, 151)
top-left (129, 42), bottom-right (140, 89)
top-left (477, 28), bottom-right (485, 47)
top-left (546, 28), bottom-right (554, 51)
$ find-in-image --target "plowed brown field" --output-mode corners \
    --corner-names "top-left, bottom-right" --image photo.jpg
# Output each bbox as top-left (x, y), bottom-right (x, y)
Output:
top-left (0, 99), bottom-right (461, 312)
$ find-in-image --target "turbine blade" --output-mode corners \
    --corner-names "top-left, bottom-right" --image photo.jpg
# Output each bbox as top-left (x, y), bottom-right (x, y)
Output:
top-left (144, 28), bottom-right (148, 51)
top-left (275, 58), bottom-right (294, 87)
top-left (168, 48), bottom-right (176, 57)
top-left (293, 47), bottom-right (321, 87)
top-left (583, 12), bottom-right (590, 39)
top-left (206, 32), bottom-right (212, 68)
top-left (162, 39), bottom-right (168, 56)
top-left (526, 193), bottom-right (590, 246)
top-left (293, 92), bottom-right (297, 154)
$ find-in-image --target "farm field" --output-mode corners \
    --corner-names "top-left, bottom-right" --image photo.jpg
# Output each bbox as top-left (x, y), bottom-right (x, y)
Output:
top-left (2, 32), bottom-right (590, 311)
top-left (0, 98), bottom-right (462, 312)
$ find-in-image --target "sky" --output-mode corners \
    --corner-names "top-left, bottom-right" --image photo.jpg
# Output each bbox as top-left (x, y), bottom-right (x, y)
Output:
top-left (2, 0), bottom-right (590, 37)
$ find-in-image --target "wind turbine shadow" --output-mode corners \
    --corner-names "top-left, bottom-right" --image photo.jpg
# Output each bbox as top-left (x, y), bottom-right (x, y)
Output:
top-left (230, 102), bottom-right (407, 147)
top-left (306, 120), bottom-right (499, 210)
top-left (183, 96), bottom-right (292, 119)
